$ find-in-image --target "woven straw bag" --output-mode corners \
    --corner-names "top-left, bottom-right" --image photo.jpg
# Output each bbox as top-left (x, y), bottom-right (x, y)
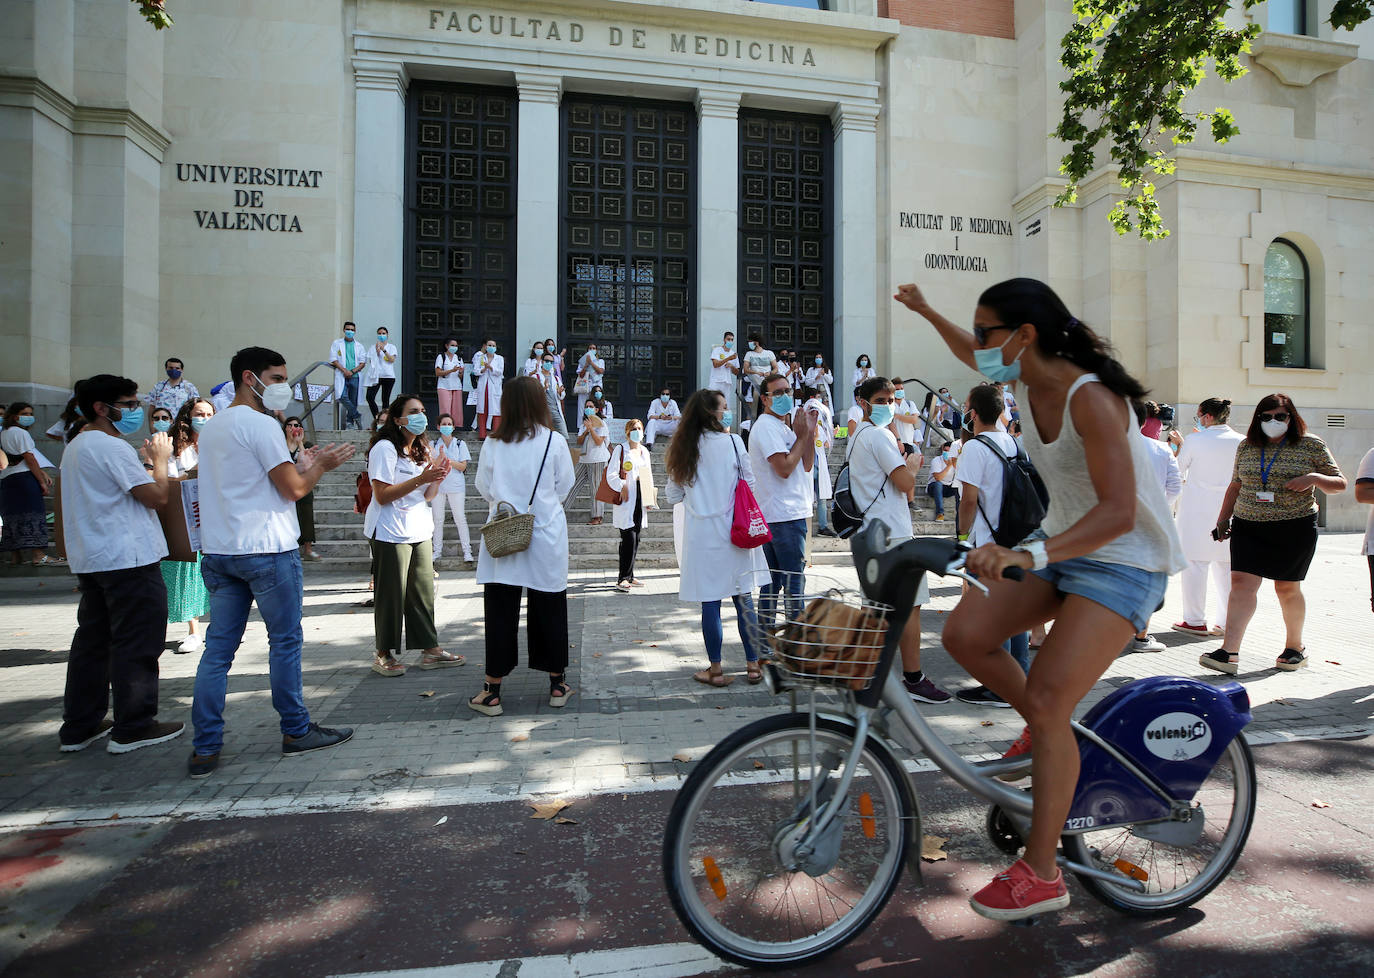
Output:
top-left (479, 432), bottom-right (554, 558)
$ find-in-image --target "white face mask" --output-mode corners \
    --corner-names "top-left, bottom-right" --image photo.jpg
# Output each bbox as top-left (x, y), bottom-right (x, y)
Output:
top-left (253, 373), bottom-right (293, 412)
top-left (1260, 419), bottom-right (1288, 440)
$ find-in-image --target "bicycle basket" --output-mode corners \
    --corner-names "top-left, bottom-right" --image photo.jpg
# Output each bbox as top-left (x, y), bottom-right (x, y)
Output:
top-left (743, 572), bottom-right (893, 691)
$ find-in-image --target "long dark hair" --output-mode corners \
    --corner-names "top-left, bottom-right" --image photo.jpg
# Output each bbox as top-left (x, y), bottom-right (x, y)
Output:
top-left (1245, 393), bottom-right (1307, 447)
top-left (2, 402), bottom-right (33, 430)
top-left (493, 377), bottom-right (551, 443)
top-left (369, 393), bottom-right (431, 464)
top-left (978, 278), bottom-right (1147, 401)
top-left (666, 389), bottom-right (727, 487)
top-left (171, 398), bottom-right (214, 455)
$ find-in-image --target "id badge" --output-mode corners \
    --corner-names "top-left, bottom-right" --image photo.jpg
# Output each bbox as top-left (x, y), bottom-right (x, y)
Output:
top-left (1256, 491), bottom-right (1275, 503)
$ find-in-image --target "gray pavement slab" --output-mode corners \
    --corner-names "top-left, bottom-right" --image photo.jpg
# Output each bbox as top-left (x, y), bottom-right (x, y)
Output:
top-left (0, 534), bottom-right (1369, 828)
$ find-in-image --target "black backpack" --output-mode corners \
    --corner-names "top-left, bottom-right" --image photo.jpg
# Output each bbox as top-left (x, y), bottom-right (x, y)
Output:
top-left (972, 434), bottom-right (1050, 548)
top-left (830, 426), bottom-right (889, 540)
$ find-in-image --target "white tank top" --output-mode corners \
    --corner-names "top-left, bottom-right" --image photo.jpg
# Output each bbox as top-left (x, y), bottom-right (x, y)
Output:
top-left (1020, 373), bottom-right (1185, 574)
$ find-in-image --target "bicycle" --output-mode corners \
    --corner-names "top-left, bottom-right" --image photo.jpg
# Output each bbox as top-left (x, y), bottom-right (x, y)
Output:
top-left (662, 521), bottom-right (1256, 968)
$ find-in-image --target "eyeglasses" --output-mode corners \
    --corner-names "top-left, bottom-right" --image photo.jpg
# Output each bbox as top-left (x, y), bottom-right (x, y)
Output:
top-left (972, 324), bottom-right (1014, 346)
top-left (286, 423), bottom-right (303, 429)
top-left (1259, 412), bottom-right (1290, 423)
top-left (111, 399), bottom-right (141, 410)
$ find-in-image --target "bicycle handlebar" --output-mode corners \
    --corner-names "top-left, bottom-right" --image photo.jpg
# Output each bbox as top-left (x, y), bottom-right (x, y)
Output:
top-left (849, 521), bottom-right (1023, 608)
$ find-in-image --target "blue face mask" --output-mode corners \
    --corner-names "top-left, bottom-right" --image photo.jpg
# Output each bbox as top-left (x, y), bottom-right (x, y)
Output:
top-left (153, 419), bottom-right (172, 433)
top-left (485, 345), bottom-right (496, 354)
top-left (18, 415), bottom-right (36, 428)
top-left (815, 357), bottom-right (823, 366)
top-left (112, 405), bottom-right (144, 435)
top-left (542, 362), bottom-right (554, 372)
top-left (584, 406), bottom-right (597, 418)
top-left (974, 330), bottom-right (1025, 383)
top-left (893, 389), bottom-right (905, 401)
top-left (377, 333), bottom-right (388, 343)
top-left (722, 410), bottom-right (734, 428)
top-left (868, 403), bottom-right (895, 428)
top-left (405, 413), bottom-right (427, 434)
top-left (724, 340), bottom-right (734, 351)
top-left (191, 416), bottom-right (209, 431)
top-left (628, 429), bottom-right (642, 443)
top-left (770, 393), bottom-right (793, 416)
top-left (439, 424), bottom-right (454, 436)
top-left (344, 331), bottom-right (355, 341)
top-left (166, 368), bottom-right (182, 380)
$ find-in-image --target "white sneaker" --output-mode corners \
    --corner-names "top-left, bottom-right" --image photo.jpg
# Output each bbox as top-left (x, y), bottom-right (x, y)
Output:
top-left (1132, 635), bottom-right (1166, 653)
top-left (178, 633), bottom-right (204, 655)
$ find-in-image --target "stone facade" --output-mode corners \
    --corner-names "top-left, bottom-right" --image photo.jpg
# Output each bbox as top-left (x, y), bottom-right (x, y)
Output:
top-left (1, 0), bottom-right (1371, 527)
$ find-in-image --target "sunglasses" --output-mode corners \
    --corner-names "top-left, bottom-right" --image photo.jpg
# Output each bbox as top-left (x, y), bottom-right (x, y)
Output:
top-left (1259, 412), bottom-right (1290, 423)
top-left (286, 423), bottom-right (303, 429)
top-left (972, 324), bottom-right (1015, 345)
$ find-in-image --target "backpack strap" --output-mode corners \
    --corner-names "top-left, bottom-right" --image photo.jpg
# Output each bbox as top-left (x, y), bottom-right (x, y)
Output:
top-left (848, 423), bottom-right (889, 516)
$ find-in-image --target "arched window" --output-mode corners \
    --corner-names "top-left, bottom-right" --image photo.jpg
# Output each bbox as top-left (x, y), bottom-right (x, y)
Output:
top-left (1264, 238), bottom-right (1309, 368)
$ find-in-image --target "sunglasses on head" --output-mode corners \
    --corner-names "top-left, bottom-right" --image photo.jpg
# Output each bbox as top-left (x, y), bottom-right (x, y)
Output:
top-left (1259, 412), bottom-right (1289, 423)
top-left (972, 324), bottom-right (1015, 346)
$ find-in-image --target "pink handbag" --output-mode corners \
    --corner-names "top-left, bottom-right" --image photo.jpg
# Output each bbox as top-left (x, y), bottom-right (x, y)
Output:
top-left (729, 438), bottom-right (772, 549)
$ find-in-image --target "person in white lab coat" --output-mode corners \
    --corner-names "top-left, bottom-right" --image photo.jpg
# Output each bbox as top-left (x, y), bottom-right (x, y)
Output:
top-left (328, 323), bottom-right (367, 429)
top-left (664, 389), bottom-right (769, 686)
top-left (644, 388), bottom-right (681, 449)
top-left (469, 337), bottom-right (505, 440)
top-left (802, 386), bottom-right (835, 535)
top-left (469, 377), bottom-right (576, 717)
top-left (802, 355), bottom-right (834, 411)
top-left (606, 419), bottom-right (656, 591)
top-left (1171, 397), bottom-right (1245, 636)
top-left (434, 337), bottom-right (467, 430)
top-left (363, 327), bottom-right (399, 419)
top-left (430, 413), bottom-right (473, 563)
top-left (574, 344), bottom-right (606, 420)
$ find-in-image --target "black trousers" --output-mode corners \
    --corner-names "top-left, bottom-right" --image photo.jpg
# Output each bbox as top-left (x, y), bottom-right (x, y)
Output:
top-left (61, 563), bottom-right (169, 740)
top-left (482, 583), bottom-right (569, 679)
top-left (618, 493), bottom-right (643, 581)
top-left (366, 378), bottom-right (395, 416)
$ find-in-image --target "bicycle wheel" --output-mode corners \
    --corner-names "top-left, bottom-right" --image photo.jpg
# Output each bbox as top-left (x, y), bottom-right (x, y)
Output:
top-left (663, 713), bottom-right (915, 969)
top-left (1062, 732), bottom-right (1256, 914)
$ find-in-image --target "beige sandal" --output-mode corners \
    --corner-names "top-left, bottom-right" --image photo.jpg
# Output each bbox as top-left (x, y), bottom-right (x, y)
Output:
top-left (419, 649), bottom-right (466, 670)
top-left (372, 653), bottom-right (405, 677)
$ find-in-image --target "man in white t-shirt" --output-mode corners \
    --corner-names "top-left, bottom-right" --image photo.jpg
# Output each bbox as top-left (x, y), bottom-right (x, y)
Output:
top-left (847, 376), bottom-right (949, 703)
top-left (748, 373), bottom-right (816, 628)
top-left (58, 374), bottom-right (186, 755)
top-left (189, 346), bottom-right (357, 779)
top-left (890, 378), bottom-right (921, 450)
top-left (953, 383), bottom-right (1031, 706)
top-left (707, 331), bottom-right (741, 413)
top-left (741, 334), bottom-right (778, 407)
top-left (645, 388), bottom-right (681, 450)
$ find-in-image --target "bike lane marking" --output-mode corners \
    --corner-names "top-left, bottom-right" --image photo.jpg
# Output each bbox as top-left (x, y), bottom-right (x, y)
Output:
top-left (330, 941), bottom-right (740, 977)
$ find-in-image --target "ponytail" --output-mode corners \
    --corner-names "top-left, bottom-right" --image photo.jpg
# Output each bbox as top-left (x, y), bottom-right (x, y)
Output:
top-left (978, 278), bottom-right (1148, 402)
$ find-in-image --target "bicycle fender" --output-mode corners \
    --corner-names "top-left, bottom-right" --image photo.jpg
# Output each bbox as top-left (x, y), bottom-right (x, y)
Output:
top-left (1068, 677), bottom-right (1252, 831)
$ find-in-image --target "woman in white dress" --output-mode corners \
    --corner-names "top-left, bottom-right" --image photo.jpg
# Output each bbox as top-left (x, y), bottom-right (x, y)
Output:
top-left (469, 378), bottom-right (577, 716)
top-left (1172, 397), bottom-right (1245, 636)
top-left (664, 389), bottom-right (769, 686)
top-left (430, 413), bottom-right (473, 563)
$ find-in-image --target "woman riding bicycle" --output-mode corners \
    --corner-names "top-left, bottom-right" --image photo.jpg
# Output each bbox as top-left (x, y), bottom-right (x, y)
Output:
top-left (895, 278), bottom-right (1184, 921)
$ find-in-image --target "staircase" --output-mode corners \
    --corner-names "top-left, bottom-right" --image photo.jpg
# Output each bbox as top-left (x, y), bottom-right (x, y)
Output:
top-left (309, 427), bottom-right (954, 571)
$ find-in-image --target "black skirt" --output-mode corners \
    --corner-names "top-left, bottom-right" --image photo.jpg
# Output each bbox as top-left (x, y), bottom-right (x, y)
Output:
top-left (1230, 514), bottom-right (1318, 582)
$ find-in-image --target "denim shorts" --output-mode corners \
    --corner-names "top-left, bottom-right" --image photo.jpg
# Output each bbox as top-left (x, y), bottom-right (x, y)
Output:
top-left (1032, 556), bottom-right (1168, 632)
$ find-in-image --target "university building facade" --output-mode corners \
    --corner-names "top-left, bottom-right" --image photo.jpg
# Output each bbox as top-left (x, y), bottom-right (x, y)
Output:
top-left (3, 1), bottom-right (1371, 528)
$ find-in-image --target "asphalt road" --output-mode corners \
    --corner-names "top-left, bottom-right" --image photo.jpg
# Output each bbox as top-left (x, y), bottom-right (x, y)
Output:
top-left (1, 736), bottom-right (1370, 978)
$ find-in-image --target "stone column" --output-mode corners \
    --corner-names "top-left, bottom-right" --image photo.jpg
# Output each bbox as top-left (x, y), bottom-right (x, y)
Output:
top-left (515, 73), bottom-right (562, 357)
top-left (352, 61), bottom-right (407, 380)
top-left (832, 102), bottom-right (880, 410)
top-left (695, 89), bottom-right (741, 391)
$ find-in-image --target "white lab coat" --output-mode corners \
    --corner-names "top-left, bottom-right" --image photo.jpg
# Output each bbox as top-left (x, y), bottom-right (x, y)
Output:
top-left (605, 442), bottom-right (655, 530)
top-left (1175, 424), bottom-right (1245, 562)
top-left (469, 351), bottom-right (505, 416)
top-left (805, 397), bottom-right (833, 500)
top-left (645, 397), bottom-right (681, 445)
top-left (802, 367), bottom-right (834, 409)
top-left (362, 342), bottom-right (398, 387)
top-left (329, 338), bottom-right (368, 399)
top-left (475, 428), bottom-right (576, 592)
top-left (663, 431), bottom-right (769, 602)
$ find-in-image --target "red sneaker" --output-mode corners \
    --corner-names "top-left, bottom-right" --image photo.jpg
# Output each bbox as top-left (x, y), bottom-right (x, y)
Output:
top-left (970, 859), bottom-right (1070, 921)
top-left (1003, 726), bottom-right (1032, 759)
top-left (1171, 621), bottom-right (1210, 636)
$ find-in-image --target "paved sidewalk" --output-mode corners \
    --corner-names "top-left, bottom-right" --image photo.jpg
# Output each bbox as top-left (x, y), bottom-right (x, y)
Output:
top-left (1, 534), bottom-right (1369, 828)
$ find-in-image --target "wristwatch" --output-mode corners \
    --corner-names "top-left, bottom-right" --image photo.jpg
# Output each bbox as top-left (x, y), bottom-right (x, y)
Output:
top-left (1014, 540), bottom-right (1048, 571)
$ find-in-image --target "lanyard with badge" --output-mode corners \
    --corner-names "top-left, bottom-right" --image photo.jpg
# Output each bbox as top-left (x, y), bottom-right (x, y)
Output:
top-left (1257, 446), bottom-right (1281, 503)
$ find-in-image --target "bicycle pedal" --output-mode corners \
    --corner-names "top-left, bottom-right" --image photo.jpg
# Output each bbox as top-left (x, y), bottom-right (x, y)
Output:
top-left (1008, 916), bottom-right (1040, 928)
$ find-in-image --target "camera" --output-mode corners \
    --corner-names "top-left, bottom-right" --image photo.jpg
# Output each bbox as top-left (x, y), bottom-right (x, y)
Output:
top-left (1157, 403), bottom-right (1175, 424)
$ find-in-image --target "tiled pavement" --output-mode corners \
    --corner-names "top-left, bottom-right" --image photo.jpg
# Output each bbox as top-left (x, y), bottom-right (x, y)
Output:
top-left (1, 534), bottom-right (1369, 828)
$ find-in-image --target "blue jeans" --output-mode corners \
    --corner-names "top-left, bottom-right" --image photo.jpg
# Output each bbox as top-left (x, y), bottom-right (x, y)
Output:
top-left (760, 518), bottom-right (807, 628)
top-left (703, 595), bottom-right (760, 664)
top-left (341, 374), bottom-right (362, 424)
top-left (813, 466), bottom-right (830, 530)
top-left (1005, 631), bottom-right (1031, 673)
top-left (927, 482), bottom-right (959, 519)
top-left (193, 551), bottom-right (311, 754)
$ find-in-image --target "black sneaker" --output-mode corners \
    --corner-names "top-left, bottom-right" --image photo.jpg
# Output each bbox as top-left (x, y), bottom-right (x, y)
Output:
top-left (187, 751), bottom-right (220, 779)
top-left (107, 721), bottom-right (185, 754)
top-left (955, 685), bottom-right (1011, 708)
top-left (282, 722), bottom-right (354, 756)
top-left (59, 718), bottom-right (114, 753)
top-left (902, 675), bottom-right (952, 704)
top-left (816, 526), bottom-right (837, 537)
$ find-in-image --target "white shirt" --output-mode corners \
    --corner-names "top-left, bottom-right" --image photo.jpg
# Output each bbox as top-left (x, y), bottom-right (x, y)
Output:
top-left (196, 405), bottom-right (299, 555)
top-left (1174, 423), bottom-right (1245, 563)
top-left (577, 352), bottom-right (606, 387)
top-left (433, 436), bottom-right (470, 494)
top-left (577, 419), bottom-right (611, 464)
top-left (747, 412), bottom-right (813, 524)
top-left (892, 398), bottom-right (920, 446)
top-left (957, 431), bottom-right (1018, 548)
top-left (743, 347), bottom-right (776, 388)
top-left (845, 406), bottom-right (864, 431)
top-left (1139, 432), bottom-right (1183, 503)
top-left (605, 442), bottom-right (654, 530)
top-left (435, 352), bottom-right (465, 391)
top-left (522, 357), bottom-right (542, 378)
top-left (475, 428), bottom-right (576, 593)
top-left (366, 342), bottom-right (398, 382)
top-left (1359, 448), bottom-right (1374, 557)
top-left (648, 397), bottom-right (681, 421)
top-left (928, 452), bottom-right (956, 486)
top-left (709, 345), bottom-right (739, 388)
top-left (365, 440), bottom-right (434, 544)
top-left (1, 427), bottom-right (50, 479)
top-left (59, 429), bottom-right (166, 573)
top-left (846, 420), bottom-right (912, 541)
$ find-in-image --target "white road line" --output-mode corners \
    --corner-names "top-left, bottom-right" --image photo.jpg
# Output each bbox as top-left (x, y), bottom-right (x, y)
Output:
top-left (0, 722), bottom-right (1366, 831)
top-left (328, 941), bottom-right (740, 978)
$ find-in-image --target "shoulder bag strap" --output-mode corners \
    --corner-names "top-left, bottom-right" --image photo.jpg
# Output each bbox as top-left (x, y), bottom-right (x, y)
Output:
top-left (527, 432), bottom-right (554, 511)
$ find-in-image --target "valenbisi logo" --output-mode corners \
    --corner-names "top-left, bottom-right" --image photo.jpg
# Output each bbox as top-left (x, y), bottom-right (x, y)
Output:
top-left (1142, 712), bottom-right (1212, 761)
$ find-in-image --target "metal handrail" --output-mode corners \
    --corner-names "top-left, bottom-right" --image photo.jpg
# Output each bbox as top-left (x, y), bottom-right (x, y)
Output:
top-left (285, 360), bottom-right (340, 443)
